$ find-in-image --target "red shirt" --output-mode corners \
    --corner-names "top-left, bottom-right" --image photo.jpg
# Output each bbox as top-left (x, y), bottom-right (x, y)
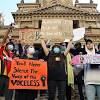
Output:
top-left (0, 46), bottom-right (4, 60)
top-left (5, 51), bottom-right (14, 74)
top-left (0, 46), bottom-right (14, 74)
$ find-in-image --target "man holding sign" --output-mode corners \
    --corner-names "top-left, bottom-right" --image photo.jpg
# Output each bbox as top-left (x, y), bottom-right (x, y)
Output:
top-left (83, 39), bottom-right (100, 100)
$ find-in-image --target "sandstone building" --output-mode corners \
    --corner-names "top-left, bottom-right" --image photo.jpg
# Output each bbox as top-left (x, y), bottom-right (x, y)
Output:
top-left (0, 0), bottom-right (100, 44)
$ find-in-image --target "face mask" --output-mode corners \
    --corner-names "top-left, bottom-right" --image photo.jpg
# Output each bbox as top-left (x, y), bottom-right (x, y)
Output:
top-left (53, 47), bottom-right (61, 54)
top-left (7, 45), bottom-right (14, 51)
top-left (27, 47), bottom-right (35, 54)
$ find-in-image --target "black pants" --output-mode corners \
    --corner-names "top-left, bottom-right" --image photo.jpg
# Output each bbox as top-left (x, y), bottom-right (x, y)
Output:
top-left (0, 75), bottom-right (9, 96)
top-left (75, 69), bottom-right (84, 100)
top-left (5, 89), bottom-right (13, 100)
top-left (66, 76), bottom-right (72, 100)
top-left (15, 90), bottom-right (38, 100)
top-left (40, 90), bottom-right (47, 96)
top-left (48, 80), bottom-right (66, 100)
top-left (66, 85), bottom-right (72, 100)
top-left (0, 75), bottom-right (13, 100)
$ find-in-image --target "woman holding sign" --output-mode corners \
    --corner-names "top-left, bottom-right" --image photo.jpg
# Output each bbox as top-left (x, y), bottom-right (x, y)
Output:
top-left (15, 45), bottom-right (39, 100)
top-left (41, 36), bottom-right (73, 100)
top-left (84, 39), bottom-right (100, 100)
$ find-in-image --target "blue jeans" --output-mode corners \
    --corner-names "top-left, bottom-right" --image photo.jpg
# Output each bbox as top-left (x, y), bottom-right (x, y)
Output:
top-left (85, 84), bottom-right (100, 100)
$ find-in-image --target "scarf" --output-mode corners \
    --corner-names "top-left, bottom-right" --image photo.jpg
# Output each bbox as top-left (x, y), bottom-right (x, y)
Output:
top-left (85, 45), bottom-right (95, 55)
top-left (66, 53), bottom-right (74, 89)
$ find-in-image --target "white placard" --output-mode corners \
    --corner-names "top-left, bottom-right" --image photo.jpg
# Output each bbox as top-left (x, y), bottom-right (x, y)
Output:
top-left (73, 27), bottom-right (85, 41)
top-left (83, 54), bottom-right (100, 64)
top-left (72, 54), bottom-right (100, 65)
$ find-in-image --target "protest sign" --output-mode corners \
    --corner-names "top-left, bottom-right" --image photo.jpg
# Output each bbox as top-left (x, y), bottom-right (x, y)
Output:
top-left (41, 19), bottom-right (73, 43)
top-left (82, 54), bottom-right (100, 64)
top-left (71, 54), bottom-right (100, 65)
top-left (19, 29), bottom-right (40, 44)
top-left (73, 27), bottom-right (85, 41)
top-left (9, 59), bottom-right (48, 90)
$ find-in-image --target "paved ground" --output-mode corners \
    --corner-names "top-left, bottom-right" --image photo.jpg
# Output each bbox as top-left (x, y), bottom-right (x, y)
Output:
top-left (0, 86), bottom-right (85, 100)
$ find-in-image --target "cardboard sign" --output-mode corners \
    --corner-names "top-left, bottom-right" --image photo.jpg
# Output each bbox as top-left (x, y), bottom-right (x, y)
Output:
top-left (41, 19), bottom-right (73, 43)
top-left (9, 59), bottom-right (48, 90)
top-left (19, 29), bottom-right (40, 44)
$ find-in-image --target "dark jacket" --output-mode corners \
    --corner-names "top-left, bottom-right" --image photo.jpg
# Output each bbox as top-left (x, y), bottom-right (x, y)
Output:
top-left (47, 51), bottom-right (66, 81)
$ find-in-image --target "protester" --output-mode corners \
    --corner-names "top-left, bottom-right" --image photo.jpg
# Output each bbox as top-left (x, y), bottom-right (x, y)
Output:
top-left (0, 24), bottom-right (15, 100)
top-left (41, 36), bottom-right (73, 100)
top-left (61, 40), bottom-right (74, 100)
top-left (84, 39), bottom-right (100, 100)
top-left (15, 45), bottom-right (39, 100)
top-left (71, 42), bottom-right (86, 100)
top-left (0, 25), bottom-right (12, 97)
top-left (4, 42), bottom-right (15, 100)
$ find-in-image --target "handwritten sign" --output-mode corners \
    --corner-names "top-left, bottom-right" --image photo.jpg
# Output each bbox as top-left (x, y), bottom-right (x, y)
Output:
top-left (19, 29), bottom-right (40, 44)
top-left (41, 19), bottom-right (73, 43)
top-left (9, 59), bottom-right (48, 90)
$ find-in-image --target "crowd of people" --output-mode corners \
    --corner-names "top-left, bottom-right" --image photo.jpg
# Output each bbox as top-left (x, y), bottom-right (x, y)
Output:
top-left (0, 25), bottom-right (100, 100)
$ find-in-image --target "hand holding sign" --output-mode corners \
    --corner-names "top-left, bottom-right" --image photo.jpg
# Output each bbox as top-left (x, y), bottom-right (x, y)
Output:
top-left (40, 34), bottom-right (48, 43)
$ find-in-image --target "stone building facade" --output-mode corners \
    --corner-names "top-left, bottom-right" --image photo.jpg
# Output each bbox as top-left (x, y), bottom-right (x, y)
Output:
top-left (0, 0), bottom-right (100, 44)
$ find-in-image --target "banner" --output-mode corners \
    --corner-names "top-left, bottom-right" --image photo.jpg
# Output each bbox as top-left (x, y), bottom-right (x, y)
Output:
top-left (9, 59), bottom-right (48, 90)
top-left (71, 54), bottom-right (100, 65)
top-left (82, 54), bottom-right (100, 64)
top-left (41, 19), bottom-right (73, 43)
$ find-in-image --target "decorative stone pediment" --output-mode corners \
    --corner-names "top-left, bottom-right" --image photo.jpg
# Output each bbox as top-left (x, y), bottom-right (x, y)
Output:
top-left (32, 4), bottom-right (89, 14)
